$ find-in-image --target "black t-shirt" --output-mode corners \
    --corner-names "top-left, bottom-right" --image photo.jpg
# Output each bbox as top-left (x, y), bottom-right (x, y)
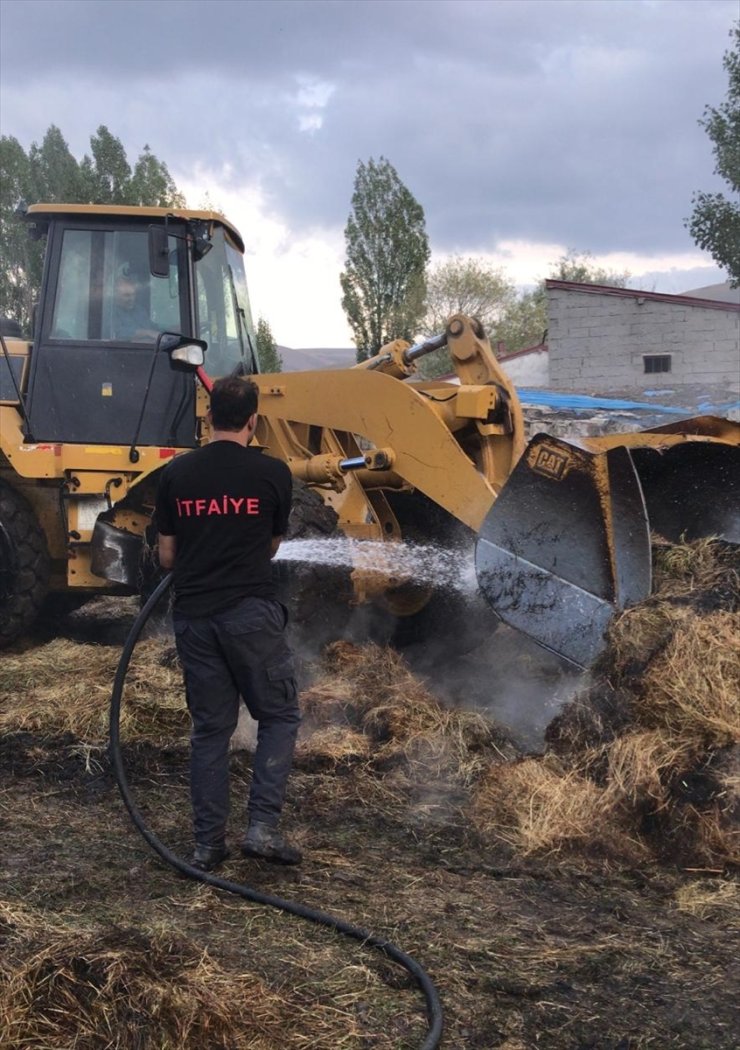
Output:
top-left (155, 441), bottom-right (292, 616)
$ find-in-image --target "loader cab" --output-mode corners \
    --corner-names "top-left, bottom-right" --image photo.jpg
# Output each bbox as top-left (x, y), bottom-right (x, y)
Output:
top-left (23, 205), bottom-right (255, 447)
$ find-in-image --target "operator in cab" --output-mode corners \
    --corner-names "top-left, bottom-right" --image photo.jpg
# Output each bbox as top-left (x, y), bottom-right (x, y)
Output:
top-left (112, 270), bottom-right (158, 342)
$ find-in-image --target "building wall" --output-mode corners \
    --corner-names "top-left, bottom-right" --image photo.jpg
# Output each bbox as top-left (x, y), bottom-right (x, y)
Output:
top-left (500, 348), bottom-right (549, 387)
top-left (547, 285), bottom-right (740, 395)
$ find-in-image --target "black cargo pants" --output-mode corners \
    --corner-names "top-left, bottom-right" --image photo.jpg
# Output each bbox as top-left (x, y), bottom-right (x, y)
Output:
top-left (173, 596), bottom-right (300, 848)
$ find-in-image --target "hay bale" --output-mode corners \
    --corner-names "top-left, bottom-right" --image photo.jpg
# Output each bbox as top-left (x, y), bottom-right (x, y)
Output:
top-left (300, 681), bottom-right (357, 725)
top-left (296, 724), bottom-right (371, 770)
top-left (535, 541), bottom-right (740, 868)
top-left (652, 538), bottom-right (739, 611)
top-left (597, 603), bottom-right (690, 684)
top-left (595, 539), bottom-right (739, 687)
top-left (651, 800), bottom-right (740, 869)
top-left (603, 729), bottom-right (699, 807)
top-left (545, 682), bottom-right (633, 757)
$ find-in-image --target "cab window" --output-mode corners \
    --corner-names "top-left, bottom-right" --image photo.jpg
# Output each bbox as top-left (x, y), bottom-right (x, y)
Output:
top-left (194, 227), bottom-right (255, 376)
top-left (50, 227), bottom-right (182, 343)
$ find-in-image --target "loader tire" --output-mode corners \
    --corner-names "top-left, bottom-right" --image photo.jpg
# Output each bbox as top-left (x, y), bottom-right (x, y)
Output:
top-left (386, 490), bottom-right (499, 656)
top-left (0, 481), bottom-right (51, 647)
top-left (286, 479), bottom-right (340, 540)
top-left (276, 480), bottom-right (354, 654)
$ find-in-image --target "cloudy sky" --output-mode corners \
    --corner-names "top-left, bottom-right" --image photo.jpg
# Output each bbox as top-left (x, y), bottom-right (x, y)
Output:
top-left (1, 0), bottom-right (736, 346)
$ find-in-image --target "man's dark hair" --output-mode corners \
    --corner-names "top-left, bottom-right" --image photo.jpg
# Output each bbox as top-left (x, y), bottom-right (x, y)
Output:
top-left (209, 377), bottom-right (259, 431)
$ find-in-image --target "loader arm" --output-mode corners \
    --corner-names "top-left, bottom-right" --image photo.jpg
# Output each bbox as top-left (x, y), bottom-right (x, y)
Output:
top-left (253, 314), bottom-right (525, 535)
top-left (254, 366), bottom-right (497, 531)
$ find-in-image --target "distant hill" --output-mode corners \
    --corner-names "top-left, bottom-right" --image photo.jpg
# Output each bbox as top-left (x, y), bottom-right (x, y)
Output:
top-left (277, 345), bottom-right (357, 372)
top-left (680, 281), bottom-right (739, 304)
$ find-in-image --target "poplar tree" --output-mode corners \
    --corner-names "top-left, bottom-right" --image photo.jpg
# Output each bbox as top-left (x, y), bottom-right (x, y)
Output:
top-left (255, 317), bottom-right (283, 373)
top-left (0, 136), bottom-right (32, 327)
top-left (83, 125), bottom-right (132, 203)
top-left (687, 23), bottom-right (740, 285)
top-left (340, 157), bottom-right (430, 362)
top-left (130, 145), bottom-right (185, 207)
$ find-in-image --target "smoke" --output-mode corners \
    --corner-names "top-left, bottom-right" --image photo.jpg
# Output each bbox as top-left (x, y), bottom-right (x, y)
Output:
top-left (403, 627), bottom-right (586, 751)
top-left (279, 537), bottom-right (587, 750)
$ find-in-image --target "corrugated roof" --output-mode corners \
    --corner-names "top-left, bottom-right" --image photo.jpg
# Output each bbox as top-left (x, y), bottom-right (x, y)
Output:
top-left (499, 342), bottom-right (548, 361)
top-left (545, 279), bottom-right (740, 313)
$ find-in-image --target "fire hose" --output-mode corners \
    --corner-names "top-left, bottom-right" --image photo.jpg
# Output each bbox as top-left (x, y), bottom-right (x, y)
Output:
top-left (109, 572), bottom-right (444, 1049)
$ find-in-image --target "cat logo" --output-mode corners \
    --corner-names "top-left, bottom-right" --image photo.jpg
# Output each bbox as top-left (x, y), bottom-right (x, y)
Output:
top-left (531, 445), bottom-right (571, 480)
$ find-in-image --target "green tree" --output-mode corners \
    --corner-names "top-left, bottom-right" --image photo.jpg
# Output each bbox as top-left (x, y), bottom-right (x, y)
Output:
top-left (494, 289), bottom-right (549, 357)
top-left (130, 145), bottom-right (185, 207)
top-left (687, 23), bottom-right (740, 285)
top-left (82, 125), bottom-right (132, 203)
top-left (340, 157), bottom-right (430, 362)
top-left (255, 317), bottom-right (283, 373)
top-left (20, 126), bottom-right (91, 330)
top-left (0, 125), bottom-right (185, 333)
top-left (27, 125), bottom-right (83, 203)
top-left (419, 256), bottom-right (517, 377)
top-left (550, 249), bottom-right (630, 288)
top-left (0, 137), bottom-right (32, 327)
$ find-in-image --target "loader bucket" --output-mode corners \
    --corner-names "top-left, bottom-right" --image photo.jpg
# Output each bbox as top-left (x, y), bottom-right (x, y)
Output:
top-left (475, 434), bottom-right (652, 668)
top-left (630, 440), bottom-right (740, 544)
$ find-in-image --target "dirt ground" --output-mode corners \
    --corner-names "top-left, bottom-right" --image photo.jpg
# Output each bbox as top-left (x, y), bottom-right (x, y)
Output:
top-left (1, 573), bottom-right (738, 1050)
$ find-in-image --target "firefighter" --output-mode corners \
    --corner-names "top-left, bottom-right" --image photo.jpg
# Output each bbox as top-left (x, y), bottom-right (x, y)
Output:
top-left (155, 376), bottom-right (301, 871)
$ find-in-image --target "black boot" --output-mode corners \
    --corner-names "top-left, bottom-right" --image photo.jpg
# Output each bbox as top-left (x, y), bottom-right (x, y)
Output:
top-left (241, 821), bottom-right (302, 865)
top-left (190, 842), bottom-right (229, 872)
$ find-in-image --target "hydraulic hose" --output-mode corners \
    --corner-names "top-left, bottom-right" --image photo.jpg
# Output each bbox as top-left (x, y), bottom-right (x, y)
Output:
top-left (109, 573), bottom-right (444, 1049)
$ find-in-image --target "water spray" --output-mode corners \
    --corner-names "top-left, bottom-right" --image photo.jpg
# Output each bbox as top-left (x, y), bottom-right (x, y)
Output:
top-left (109, 573), bottom-right (443, 1049)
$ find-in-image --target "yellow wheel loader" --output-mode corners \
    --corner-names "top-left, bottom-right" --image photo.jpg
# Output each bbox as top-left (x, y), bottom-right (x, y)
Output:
top-left (1, 204), bottom-right (737, 665)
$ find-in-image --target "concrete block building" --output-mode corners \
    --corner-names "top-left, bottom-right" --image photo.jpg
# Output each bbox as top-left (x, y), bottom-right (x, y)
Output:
top-left (545, 280), bottom-right (740, 399)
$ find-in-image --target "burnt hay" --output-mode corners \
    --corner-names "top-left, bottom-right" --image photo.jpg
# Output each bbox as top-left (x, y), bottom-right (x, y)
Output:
top-left (531, 539), bottom-right (740, 867)
top-left (0, 901), bottom-right (302, 1050)
top-left (1, 542), bottom-right (737, 873)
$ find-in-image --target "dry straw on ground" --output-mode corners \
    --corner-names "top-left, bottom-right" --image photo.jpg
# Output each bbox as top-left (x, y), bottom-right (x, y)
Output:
top-left (0, 638), bottom-right (188, 742)
top-left (0, 901), bottom-right (299, 1050)
top-left (639, 611), bottom-right (739, 744)
top-left (674, 878), bottom-right (740, 925)
top-left (301, 640), bottom-right (518, 783)
top-left (652, 537), bottom-right (739, 606)
top-left (469, 755), bottom-right (647, 861)
top-left (470, 540), bottom-right (740, 867)
top-left (602, 729), bottom-right (698, 807)
top-left (1, 540), bottom-right (736, 871)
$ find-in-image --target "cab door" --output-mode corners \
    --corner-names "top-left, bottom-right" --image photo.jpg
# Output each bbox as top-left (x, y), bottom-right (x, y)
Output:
top-left (26, 219), bottom-right (198, 448)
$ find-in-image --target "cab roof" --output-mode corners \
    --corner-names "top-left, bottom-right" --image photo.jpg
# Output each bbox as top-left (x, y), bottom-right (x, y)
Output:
top-left (25, 203), bottom-right (245, 254)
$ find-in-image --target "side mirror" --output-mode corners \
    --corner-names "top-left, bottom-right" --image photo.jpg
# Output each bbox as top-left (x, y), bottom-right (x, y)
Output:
top-left (171, 342), bottom-right (206, 368)
top-left (148, 225), bottom-right (170, 278)
top-left (156, 331), bottom-right (208, 370)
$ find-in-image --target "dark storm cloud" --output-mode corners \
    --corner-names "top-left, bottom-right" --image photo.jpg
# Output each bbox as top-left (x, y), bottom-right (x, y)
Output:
top-left (1, 0), bottom-right (736, 256)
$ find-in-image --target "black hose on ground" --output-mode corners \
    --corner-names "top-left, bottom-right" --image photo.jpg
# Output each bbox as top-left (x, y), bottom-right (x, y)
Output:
top-left (109, 573), bottom-right (444, 1050)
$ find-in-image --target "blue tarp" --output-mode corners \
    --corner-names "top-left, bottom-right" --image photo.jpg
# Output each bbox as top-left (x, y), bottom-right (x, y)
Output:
top-left (517, 389), bottom-right (740, 416)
